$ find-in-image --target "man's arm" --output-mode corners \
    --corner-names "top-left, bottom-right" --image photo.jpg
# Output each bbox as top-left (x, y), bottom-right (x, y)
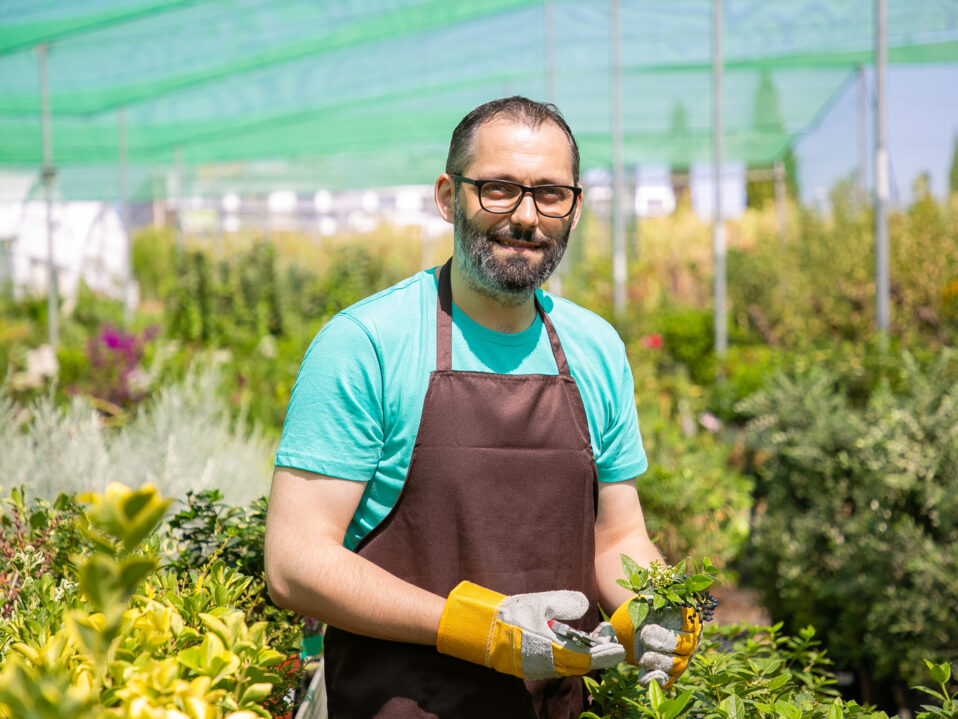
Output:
top-left (594, 480), bottom-right (664, 615)
top-left (264, 466), bottom-right (445, 645)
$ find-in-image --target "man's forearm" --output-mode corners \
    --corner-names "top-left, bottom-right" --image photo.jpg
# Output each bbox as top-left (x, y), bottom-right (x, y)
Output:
top-left (265, 468), bottom-right (445, 646)
top-left (595, 534), bottom-right (664, 614)
top-left (266, 538), bottom-right (445, 645)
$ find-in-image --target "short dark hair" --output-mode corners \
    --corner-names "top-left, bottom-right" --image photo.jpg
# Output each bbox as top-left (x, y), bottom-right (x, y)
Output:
top-left (445, 96), bottom-right (580, 185)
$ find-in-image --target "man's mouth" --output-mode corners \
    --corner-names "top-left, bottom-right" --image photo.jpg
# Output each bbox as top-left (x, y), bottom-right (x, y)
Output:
top-left (491, 235), bottom-right (547, 251)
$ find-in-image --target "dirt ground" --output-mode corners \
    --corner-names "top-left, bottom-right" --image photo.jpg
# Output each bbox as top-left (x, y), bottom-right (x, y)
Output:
top-left (708, 584), bottom-right (771, 626)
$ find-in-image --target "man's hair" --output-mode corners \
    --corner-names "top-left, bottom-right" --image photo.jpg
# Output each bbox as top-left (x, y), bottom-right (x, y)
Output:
top-left (445, 96), bottom-right (580, 185)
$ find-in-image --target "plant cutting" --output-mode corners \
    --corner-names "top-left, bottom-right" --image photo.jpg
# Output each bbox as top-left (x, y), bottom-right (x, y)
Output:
top-left (615, 555), bottom-right (721, 631)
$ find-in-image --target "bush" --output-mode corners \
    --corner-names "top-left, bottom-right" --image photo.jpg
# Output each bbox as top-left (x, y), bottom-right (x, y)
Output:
top-left (585, 623), bottom-right (892, 719)
top-left (738, 349), bottom-right (958, 702)
top-left (0, 366), bottom-right (273, 505)
top-left (0, 483), bottom-right (293, 719)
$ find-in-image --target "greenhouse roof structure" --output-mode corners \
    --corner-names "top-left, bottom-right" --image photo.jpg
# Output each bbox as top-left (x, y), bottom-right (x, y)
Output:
top-left (1, 0), bottom-right (957, 199)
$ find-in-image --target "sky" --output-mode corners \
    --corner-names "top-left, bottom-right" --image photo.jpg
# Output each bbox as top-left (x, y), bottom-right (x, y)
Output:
top-left (793, 64), bottom-right (958, 208)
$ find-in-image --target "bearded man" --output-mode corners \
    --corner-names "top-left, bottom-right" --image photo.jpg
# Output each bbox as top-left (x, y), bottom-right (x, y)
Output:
top-left (265, 96), bottom-right (700, 719)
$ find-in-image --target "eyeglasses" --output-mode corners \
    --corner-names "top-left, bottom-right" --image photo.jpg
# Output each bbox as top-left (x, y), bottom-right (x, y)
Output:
top-left (451, 174), bottom-right (581, 218)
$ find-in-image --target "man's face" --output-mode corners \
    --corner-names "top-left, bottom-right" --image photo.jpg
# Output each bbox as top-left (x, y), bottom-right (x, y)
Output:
top-left (451, 119), bottom-right (580, 302)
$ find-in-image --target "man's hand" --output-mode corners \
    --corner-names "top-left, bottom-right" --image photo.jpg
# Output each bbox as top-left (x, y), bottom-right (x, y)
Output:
top-left (609, 602), bottom-right (701, 688)
top-left (437, 581), bottom-right (625, 680)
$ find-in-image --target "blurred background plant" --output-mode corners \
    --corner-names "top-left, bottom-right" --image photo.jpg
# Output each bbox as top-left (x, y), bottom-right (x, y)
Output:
top-left (2, 191), bottom-right (957, 715)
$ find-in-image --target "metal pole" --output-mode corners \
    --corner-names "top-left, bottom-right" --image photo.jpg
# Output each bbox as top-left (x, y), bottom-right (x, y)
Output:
top-left (858, 65), bottom-right (868, 206)
top-left (174, 146), bottom-right (185, 247)
top-left (712, 0), bottom-right (727, 356)
top-left (37, 42), bottom-right (58, 349)
top-left (874, 0), bottom-right (890, 334)
top-left (118, 107), bottom-right (133, 326)
top-left (611, 0), bottom-right (627, 319)
top-left (544, 0), bottom-right (563, 296)
top-left (774, 159), bottom-right (786, 241)
top-left (544, 0), bottom-right (556, 104)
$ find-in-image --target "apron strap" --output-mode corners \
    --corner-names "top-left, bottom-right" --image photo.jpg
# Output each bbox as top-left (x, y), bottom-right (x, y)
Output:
top-left (436, 258), bottom-right (571, 376)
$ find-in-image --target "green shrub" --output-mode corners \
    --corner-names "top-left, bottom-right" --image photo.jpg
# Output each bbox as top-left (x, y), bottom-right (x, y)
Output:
top-left (738, 349), bottom-right (958, 697)
top-left (584, 623), bottom-right (891, 719)
top-left (0, 367), bottom-right (273, 505)
top-left (0, 483), bottom-right (293, 719)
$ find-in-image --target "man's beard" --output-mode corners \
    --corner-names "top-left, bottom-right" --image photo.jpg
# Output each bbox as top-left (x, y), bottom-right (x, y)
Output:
top-left (453, 199), bottom-right (571, 307)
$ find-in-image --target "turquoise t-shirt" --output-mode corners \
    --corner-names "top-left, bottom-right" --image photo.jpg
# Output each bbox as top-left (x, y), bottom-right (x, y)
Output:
top-left (275, 267), bottom-right (647, 549)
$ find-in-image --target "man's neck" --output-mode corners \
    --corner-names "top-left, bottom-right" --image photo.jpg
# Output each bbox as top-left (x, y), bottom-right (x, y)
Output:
top-left (441, 262), bottom-right (538, 334)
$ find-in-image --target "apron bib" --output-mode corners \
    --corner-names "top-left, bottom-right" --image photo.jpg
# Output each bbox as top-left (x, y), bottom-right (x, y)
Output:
top-left (325, 259), bottom-right (600, 718)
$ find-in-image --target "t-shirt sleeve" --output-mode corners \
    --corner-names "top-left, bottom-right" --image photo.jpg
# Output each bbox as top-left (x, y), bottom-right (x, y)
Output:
top-left (274, 312), bottom-right (384, 481)
top-left (595, 349), bottom-right (648, 483)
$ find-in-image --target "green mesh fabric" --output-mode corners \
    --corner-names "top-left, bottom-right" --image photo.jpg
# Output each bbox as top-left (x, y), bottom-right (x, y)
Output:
top-left (1, 0), bottom-right (956, 199)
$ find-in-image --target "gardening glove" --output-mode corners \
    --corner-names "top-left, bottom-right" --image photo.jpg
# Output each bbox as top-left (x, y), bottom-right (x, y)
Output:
top-left (610, 601), bottom-right (702, 688)
top-left (436, 580), bottom-right (625, 680)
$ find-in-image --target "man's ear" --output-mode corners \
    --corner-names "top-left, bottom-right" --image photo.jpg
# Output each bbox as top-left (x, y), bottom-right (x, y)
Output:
top-left (569, 190), bottom-right (583, 233)
top-left (434, 173), bottom-right (456, 224)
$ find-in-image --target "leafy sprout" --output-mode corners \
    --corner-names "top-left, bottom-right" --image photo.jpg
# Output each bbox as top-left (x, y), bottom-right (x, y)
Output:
top-left (617, 556), bottom-right (722, 629)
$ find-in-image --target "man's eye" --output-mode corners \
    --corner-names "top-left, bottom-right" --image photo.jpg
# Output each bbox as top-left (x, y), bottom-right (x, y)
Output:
top-left (537, 187), bottom-right (563, 201)
top-left (483, 182), bottom-right (517, 197)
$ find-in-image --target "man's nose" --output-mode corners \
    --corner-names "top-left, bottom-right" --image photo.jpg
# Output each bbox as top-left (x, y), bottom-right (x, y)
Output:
top-left (510, 191), bottom-right (540, 230)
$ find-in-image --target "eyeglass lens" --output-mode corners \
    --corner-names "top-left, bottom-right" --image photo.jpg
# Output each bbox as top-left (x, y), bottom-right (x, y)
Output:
top-left (479, 181), bottom-right (575, 217)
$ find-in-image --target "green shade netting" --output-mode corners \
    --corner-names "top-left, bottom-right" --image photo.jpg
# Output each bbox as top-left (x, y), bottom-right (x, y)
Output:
top-left (1, 0), bottom-right (956, 199)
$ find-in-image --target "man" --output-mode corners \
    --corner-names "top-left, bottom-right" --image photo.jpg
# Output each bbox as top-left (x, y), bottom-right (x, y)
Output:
top-left (265, 97), bottom-right (700, 719)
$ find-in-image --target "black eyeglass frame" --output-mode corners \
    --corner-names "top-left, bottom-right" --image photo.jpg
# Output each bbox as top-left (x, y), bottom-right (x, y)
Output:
top-left (450, 174), bottom-right (582, 219)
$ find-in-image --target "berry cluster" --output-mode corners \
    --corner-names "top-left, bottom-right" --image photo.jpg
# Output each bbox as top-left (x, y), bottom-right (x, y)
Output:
top-left (692, 592), bottom-right (719, 622)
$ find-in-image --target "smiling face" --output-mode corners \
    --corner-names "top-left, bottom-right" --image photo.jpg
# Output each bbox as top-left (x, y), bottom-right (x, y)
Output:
top-left (438, 118), bottom-right (582, 305)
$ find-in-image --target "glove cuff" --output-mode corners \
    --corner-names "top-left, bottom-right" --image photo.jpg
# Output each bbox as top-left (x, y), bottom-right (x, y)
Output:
top-left (436, 581), bottom-right (506, 666)
top-left (609, 599), bottom-right (638, 664)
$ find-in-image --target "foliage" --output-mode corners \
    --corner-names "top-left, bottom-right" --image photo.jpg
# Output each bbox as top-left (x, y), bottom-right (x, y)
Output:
top-left (131, 227), bottom-right (177, 302)
top-left (738, 349), bottom-right (958, 691)
top-left (583, 623), bottom-right (890, 719)
top-left (916, 662), bottom-right (958, 719)
top-left (0, 488), bottom-right (86, 621)
top-left (159, 490), bottom-right (302, 661)
top-left (630, 360), bottom-right (753, 567)
top-left (69, 324), bottom-right (160, 410)
top-left (617, 556), bottom-right (721, 628)
top-left (0, 367), bottom-right (273, 505)
top-left (0, 483), bottom-right (292, 719)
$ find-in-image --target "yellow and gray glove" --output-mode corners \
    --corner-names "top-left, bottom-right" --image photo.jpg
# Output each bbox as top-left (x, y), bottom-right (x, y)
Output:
top-left (436, 580), bottom-right (625, 680)
top-left (610, 602), bottom-right (701, 688)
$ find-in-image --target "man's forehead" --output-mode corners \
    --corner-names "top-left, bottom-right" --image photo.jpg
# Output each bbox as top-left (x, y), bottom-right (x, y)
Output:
top-left (468, 117), bottom-right (574, 178)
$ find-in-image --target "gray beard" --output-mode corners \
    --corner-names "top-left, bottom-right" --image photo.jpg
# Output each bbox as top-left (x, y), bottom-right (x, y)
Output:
top-left (453, 199), bottom-right (570, 307)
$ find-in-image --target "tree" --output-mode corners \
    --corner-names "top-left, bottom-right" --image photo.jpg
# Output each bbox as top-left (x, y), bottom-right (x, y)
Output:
top-left (746, 71), bottom-right (799, 208)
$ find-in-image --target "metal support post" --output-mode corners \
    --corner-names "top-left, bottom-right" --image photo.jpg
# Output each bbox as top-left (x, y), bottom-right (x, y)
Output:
top-left (118, 107), bottom-right (133, 326)
top-left (37, 42), bottom-right (58, 348)
top-left (611, 0), bottom-right (627, 319)
top-left (712, 0), bottom-right (727, 357)
top-left (858, 65), bottom-right (868, 206)
top-left (544, 0), bottom-right (563, 296)
top-left (874, 0), bottom-right (890, 335)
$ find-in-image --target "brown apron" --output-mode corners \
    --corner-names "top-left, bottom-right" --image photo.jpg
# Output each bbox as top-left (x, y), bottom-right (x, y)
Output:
top-left (325, 259), bottom-right (600, 719)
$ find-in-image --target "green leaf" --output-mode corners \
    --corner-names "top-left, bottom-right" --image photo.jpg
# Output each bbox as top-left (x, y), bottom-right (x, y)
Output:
top-left (926, 660), bottom-right (951, 685)
top-left (652, 594), bottom-right (667, 611)
top-left (720, 694), bottom-right (745, 719)
top-left (239, 682), bottom-right (275, 705)
top-left (767, 673), bottom-right (790, 691)
top-left (686, 574), bottom-right (715, 592)
top-left (647, 677), bottom-right (665, 709)
top-left (774, 700), bottom-right (802, 719)
top-left (621, 554), bottom-right (641, 584)
top-left (828, 701), bottom-right (845, 719)
top-left (659, 690), bottom-right (693, 719)
top-left (629, 599), bottom-right (650, 629)
top-left (118, 557), bottom-right (157, 594)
